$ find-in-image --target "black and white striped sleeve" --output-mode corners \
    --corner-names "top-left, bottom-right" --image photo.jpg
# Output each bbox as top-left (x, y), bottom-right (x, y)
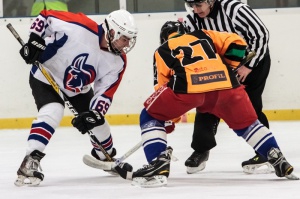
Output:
top-left (233, 4), bottom-right (269, 68)
top-left (183, 14), bottom-right (199, 33)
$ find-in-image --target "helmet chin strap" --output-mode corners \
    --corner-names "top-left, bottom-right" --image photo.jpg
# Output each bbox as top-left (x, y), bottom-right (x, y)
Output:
top-left (104, 19), bottom-right (122, 55)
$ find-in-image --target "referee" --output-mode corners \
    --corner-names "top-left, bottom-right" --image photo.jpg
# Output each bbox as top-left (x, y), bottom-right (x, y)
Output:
top-left (183, 0), bottom-right (272, 174)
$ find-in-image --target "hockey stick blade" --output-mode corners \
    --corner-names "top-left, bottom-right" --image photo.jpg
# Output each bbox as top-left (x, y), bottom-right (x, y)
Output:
top-left (83, 154), bottom-right (112, 170)
top-left (83, 141), bottom-right (142, 170)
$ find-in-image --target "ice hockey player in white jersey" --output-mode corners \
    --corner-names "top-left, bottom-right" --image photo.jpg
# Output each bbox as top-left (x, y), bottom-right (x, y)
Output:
top-left (15, 9), bottom-right (138, 186)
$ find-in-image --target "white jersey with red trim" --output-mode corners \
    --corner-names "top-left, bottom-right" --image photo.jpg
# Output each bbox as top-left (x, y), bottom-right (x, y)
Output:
top-left (29, 10), bottom-right (127, 116)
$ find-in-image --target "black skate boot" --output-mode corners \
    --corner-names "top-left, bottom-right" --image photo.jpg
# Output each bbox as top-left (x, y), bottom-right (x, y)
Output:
top-left (131, 146), bottom-right (173, 188)
top-left (267, 147), bottom-right (294, 178)
top-left (15, 150), bottom-right (45, 186)
top-left (185, 150), bottom-right (209, 174)
top-left (242, 152), bottom-right (274, 174)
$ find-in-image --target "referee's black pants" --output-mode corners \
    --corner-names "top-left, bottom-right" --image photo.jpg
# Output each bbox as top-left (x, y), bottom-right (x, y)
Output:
top-left (191, 50), bottom-right (271, 154)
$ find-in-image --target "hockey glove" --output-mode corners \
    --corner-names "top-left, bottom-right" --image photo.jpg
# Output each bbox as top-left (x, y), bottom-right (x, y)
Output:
top-left (71, 110), bottom-right (105, 134)
top-left (165, 121), bottom-right (175, 134)
top-left (115, 162), bottom-right (134, 180)
top-left (19, 33), bottom-right (46, 64)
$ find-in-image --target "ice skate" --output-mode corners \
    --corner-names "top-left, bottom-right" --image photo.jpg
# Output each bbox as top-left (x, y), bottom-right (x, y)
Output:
top-left (242, 153), bottom-right (274, 174)
top-left (267, 147), bottom-right (299, 180)
top-left (14, 150), bottom-right (45, 186)
top-left (131, 146), bottom-right (173, 188)
top-left (185, 151), bottom-right (209, 174)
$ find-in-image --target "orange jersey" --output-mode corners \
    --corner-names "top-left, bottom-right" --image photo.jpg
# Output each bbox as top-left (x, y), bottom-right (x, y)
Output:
top-left (153, 29), bottom-right (247, 93)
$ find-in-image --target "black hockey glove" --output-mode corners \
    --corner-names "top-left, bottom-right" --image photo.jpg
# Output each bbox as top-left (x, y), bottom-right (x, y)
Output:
top-left (19, 33), bottom-right (46, 64)
top-left (71, 110), bottom-right (105, 134)
top-left (115, 162), bottom-right (134, 180)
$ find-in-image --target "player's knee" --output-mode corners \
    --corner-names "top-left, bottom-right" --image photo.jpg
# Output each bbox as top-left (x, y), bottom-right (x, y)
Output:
top-left (233, 120), bottom-right (261, 137)
top-left (140, 108), bottom-right (164, 129)
top-left (37, 102), bottom-right (64, 128)
top-left (140, 108), bottom-right (153, 126)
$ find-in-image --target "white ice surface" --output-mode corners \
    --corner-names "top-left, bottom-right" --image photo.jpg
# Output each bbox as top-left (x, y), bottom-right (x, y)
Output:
top-left (0, 121), bottom-right (299, 199)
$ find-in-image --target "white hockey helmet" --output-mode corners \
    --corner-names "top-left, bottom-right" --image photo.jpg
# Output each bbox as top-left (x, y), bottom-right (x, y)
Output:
top-left (103, 9), bottom-right (138, 55)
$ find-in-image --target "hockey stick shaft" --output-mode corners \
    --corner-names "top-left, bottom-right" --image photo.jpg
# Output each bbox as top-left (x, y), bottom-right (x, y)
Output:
top-left (83, 140), bottom-right (142, 170)
top-left (7, 23), bottom-right (113, 161)
top-left (7, 23), bottom-right (25, 46)
top-left (233, 51), bottom-right (256, 73)
top-left (113, 141), bottom-right (142, 167)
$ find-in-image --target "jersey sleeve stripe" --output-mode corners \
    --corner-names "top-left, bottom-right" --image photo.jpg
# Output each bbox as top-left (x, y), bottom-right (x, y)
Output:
top-left (40, 10), bottom-right (99, 35)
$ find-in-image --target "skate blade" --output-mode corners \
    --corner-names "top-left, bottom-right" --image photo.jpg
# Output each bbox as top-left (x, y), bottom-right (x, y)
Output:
top-left (186, 162), bottom-right (206, 174)
top-left (14, 175), bottom-right (42, 187)
top-left (285, 173), bottom-right (299, 180)
top-left (83, 154), bottom-right (112, 170)
top-left (131, 175), bottom-right (167, 188)
top-left (242, 162), bottom-right (274, 174)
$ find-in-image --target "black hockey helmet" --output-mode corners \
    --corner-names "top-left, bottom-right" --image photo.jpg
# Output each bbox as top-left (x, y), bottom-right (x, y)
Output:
top-left (160, 21), bottom-right (186, 44)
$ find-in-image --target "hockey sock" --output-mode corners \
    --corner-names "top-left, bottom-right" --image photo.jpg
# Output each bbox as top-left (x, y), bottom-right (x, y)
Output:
top-left (233, 119), bottom-right (279, 158)
top-left (140, 108), bottom-right (167, 163)
top-left (27, 103), bottom-right (64, 155)
top-left (91, 121), bottom-right (114, 160)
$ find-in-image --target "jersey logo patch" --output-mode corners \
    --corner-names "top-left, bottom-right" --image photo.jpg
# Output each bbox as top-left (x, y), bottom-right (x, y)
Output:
top-left (191, 71), bottom-right (227, 85)
top-left (64, 54), bottom-right (96, 93)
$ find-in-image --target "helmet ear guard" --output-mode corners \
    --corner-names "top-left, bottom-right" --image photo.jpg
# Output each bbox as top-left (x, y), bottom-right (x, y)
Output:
top-left (103, 9), bottom-right (138, 55)
top-left (159, 21), bottom-right (187, 44)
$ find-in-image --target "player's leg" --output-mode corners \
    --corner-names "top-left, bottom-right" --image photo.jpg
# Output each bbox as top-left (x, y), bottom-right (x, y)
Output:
top-left (241, 51), bottom-right (271, 173)
top-left (140, 86), bottom-right (201, 163)
top-left (234, 120), bottom-right (294, 178)
top-left (115, 108), bottom-right (174, 187)
top-left (69, 89), bottom-right (114, 160)
top-left (69, 90), bottom-right (120, 175)
top-left (15, 74), bottom-right (65, 186)
top-left (185, 111), bottom-right (220, 174)
top-left (216, 87), bottom-right (295, 179)
top-left (116, 86), bottom-right (202, 187)
top-left (133, 87), bottom-right (189, 185)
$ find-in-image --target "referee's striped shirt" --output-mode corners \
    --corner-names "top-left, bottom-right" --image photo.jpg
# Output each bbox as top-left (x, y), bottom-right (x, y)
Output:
top-left (183, 0), bottom-right (269, 68)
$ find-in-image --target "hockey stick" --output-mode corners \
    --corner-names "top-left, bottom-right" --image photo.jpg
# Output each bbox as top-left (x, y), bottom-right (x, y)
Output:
top-left (6, 23), bottom-right (114, 161)
top-left (83, 140), bottom-right (142, 170)
top-left (233, 50), bottom-right (256, 73)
